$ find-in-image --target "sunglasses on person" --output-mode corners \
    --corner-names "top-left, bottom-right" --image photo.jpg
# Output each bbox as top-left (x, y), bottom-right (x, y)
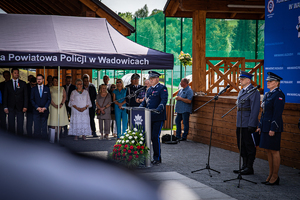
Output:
top-left (116, 82), bottom-right (122, 84)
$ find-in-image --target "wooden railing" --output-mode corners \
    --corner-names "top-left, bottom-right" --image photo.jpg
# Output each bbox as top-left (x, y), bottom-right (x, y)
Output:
top-left (205, 57), bottom-right (264, 95)
top-left (173, 57), bottom-right (264, 97)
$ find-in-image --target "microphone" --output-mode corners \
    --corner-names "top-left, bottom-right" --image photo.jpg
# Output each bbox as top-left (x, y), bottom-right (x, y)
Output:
top-left (134, 86), bottom-right (147, 94)
top-left (247, 85), bottom-right (260, 93)
top-left (218, 85), bottom-right (230, 96)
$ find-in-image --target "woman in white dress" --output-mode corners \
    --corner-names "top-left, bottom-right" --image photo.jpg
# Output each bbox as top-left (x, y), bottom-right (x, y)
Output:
top-left (68, 79), bottom-right (92, 140)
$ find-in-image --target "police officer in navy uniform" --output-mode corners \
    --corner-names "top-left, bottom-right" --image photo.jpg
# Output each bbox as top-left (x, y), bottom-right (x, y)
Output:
top-left (233, 71), bottom-right (260, 175)
top-left (126, 73), bottom-right (143, 107)
top-left (257, 72), bottom-right (285, 185)
top-left (140, 71), bottom-right (168, 165)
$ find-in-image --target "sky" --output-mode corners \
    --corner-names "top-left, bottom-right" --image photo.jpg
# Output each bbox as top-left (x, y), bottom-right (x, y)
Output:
top-left (0, 1), bottom-right (168, 14)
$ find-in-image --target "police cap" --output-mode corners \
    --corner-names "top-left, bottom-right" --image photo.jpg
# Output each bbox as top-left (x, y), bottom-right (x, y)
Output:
top-left (239, 71), bottom-right (253, 79)
top-left (148, 71), bottom-right (160, 78)
top-left (266, 72), bottom-right (283, 81)
top-left (131, 73), bottom-right (140, 80)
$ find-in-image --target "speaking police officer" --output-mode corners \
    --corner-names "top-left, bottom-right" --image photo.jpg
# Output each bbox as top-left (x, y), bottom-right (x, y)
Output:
top-left (140, 71), bottom-right (168, 165)
top-left (257, 72), bottom-right (285, 185)
top-left (233, 71), bottom-right (260, 175)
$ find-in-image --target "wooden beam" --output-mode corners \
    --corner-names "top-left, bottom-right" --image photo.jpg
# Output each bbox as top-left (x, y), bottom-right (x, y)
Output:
top-left (180, 0), bottom-right (264, 13)
top-left (25, 0), bottom-right (49, 15)
top-left (165, 0), bottom-right (180, 16)
top-left (192, 10), bottom-right (206, 92)
top-left (2, 0), bottom-right (23, 14)
top-left (79, 0), bottom-right (131, 36)
top-left (17, 0), bottom-right (40, 14)
top-left (0, 2), bottom-right (15, 13)
top-left (230, 12), bottom-right (237, 19)
top-left (171, 11), bottom-right (265, 20)
top-left (40, 0), bottom-right (69, 15)
top-left (31, 0), bottom-right (58, 15)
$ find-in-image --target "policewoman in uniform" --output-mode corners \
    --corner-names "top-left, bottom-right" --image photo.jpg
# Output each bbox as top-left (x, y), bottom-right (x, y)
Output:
top-left (257, 72), bottom-right (285, 186)
top-left (234, 71), bottom-right (260, 175)
top-left (140, 71), bottom-right (168, 165)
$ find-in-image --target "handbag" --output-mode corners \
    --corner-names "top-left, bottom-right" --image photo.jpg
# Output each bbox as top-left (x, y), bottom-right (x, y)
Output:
top-left (97, 94), bottom-right (108, 115)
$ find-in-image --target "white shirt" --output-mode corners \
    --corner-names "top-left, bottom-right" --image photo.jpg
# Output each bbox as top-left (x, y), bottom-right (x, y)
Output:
top-left (12, 79), bottom-right (19, 90)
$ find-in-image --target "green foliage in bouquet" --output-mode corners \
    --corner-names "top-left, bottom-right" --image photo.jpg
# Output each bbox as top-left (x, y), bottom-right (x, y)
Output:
top-left (110, 126), bottom-right (150, 168)
top-left (178, 51), bottom-right (192, 67)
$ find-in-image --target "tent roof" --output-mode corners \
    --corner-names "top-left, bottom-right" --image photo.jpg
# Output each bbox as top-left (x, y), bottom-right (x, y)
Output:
top-left (0, 14), bottom-right (173, 70)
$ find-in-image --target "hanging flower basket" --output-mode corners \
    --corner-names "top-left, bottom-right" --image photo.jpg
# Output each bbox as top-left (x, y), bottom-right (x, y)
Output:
top-left (178, 51), bottom-right (192, 77)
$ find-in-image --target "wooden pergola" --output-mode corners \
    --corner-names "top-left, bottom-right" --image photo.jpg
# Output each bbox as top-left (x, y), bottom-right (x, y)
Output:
top-left (0, 0), bottom-right (135, 85)
top-left (164, 0), bottom-right (265, 94)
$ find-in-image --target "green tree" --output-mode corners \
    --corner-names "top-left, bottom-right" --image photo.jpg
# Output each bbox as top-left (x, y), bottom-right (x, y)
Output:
top-left (118, 12), bottom-right (133, 22)
top-left (150, 9), bottom-right (162, 16)
top-left (134, 4), bottom-right (149, 18)
top-left (230, 20), bottom-right (256, 58)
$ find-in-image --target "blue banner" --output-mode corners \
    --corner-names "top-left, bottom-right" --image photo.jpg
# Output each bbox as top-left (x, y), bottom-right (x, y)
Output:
top-left (265, 0), bottom-right (300, 103)
top-left (0, 52), bottom-right (173, 70)
top-left (131, 109), bottom-right (145, 132)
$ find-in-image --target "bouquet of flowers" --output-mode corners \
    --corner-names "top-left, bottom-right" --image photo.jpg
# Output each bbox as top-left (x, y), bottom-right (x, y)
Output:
top-left (110, 127), bottom-right (149, 168)
top-left (178, 51), bottom-right (192, 67)
top-left (178, 51), bottom-right (192, 77)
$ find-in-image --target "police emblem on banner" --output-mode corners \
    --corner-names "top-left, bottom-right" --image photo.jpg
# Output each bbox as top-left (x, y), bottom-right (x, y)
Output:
top-left (131, 109), bottom-right (146, 131)
top-left (134, 114), bottom-right (143, 125)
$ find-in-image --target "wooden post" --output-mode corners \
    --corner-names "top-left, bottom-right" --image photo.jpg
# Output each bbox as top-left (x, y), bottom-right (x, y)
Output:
top-left (192, 10), bottom-right (206, 92)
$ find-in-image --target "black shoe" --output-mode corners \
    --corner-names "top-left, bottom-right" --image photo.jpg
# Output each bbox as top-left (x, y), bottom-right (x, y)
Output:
top-left (180, 138), bottom-right (187, 141)
top-left (261, 181), bottom-right (269, 184)
top-left (240, 167), bottom-right (254, 175)
top-left (233, 166), bottom-right (247, 174)
top-left (151, 160), bottom-right (160, 165)
top-left (265, 177), bottom-right (279, 185)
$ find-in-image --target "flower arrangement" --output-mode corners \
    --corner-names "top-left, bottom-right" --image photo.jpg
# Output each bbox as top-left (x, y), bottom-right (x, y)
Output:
top-left (110, 127), bottom-right (149, 168)
top-left (178, 51), bottom-right (192, 77)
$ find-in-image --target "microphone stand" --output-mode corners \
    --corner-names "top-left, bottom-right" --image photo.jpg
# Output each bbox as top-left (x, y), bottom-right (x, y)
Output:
top-left (222, 89), bottom-right (258, 188)
top-left (191, 93), bottom-right (223, 177)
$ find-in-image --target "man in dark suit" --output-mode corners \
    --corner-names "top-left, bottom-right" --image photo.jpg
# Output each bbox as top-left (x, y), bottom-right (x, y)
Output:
top-left (31, 74), bottom-right (51, 139)
top-left (26, 77), bottom-right (37, 137)
top-left (63, 76), bottom-right (76, 136)
top-left (3, 68), bottom-right (28, 135)
top-left (83, 74), bottom-right (97, 137)
top-left (0, 70), bottom-right (10, 130)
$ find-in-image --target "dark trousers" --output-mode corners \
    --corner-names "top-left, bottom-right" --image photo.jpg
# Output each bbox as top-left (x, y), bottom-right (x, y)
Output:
top-left (33, 112), bottom-right (49, 139)
top-left (26, 112), bottom-right (34, 137)
top-left (175, 112), bottom-right (190, 139)
top-left (236, 127), bottom-right (256, 162)
top-left (8, 108), bottom-right (24, 135)
top-left (0, 105), bottom-right (7, 130)
top-left (151, 120), bottom-right (164, 162)
top-left (89, 108), bottom-right (96, 133)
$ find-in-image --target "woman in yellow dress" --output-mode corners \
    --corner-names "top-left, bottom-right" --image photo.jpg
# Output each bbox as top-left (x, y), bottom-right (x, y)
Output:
top-left (48, 76), bottom-right (69, 143)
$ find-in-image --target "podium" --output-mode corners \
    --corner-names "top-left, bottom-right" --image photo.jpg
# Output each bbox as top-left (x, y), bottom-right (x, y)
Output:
top-left (122, 106), bottom-right (159, 167)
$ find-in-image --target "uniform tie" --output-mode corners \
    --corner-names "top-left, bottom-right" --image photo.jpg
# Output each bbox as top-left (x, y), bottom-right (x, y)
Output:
top-left (39, 86), bottom-right (42, 97)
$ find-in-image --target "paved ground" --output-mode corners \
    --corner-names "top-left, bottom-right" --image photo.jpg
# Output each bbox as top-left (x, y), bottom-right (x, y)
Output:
top-left (59, 129), bottom-right (300, 200)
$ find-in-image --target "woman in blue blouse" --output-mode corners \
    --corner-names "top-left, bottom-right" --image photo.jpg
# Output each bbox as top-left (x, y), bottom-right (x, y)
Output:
top-left (112, 79), bottom-right (128, 138)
